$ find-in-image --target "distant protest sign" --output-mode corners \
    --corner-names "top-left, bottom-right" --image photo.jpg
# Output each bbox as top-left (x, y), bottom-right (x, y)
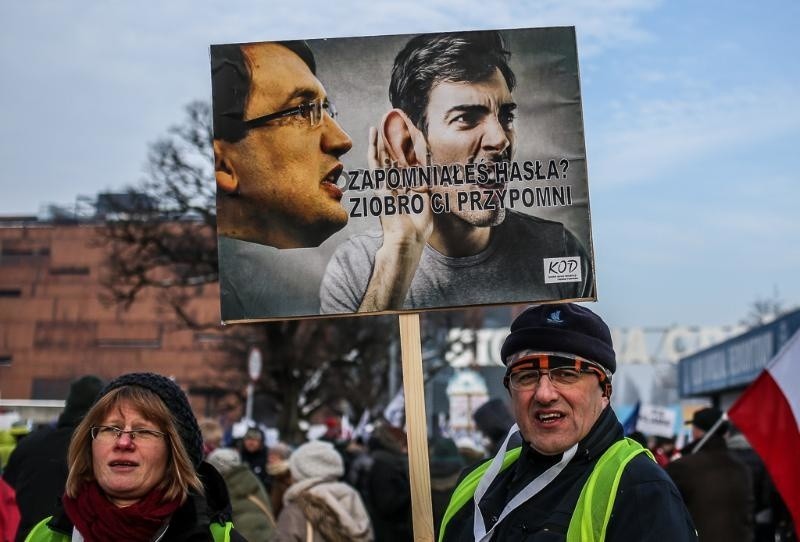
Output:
top-left (211, 27), bottom-right (596, 322)
top-left (636, 404), bottom-right (678, 438)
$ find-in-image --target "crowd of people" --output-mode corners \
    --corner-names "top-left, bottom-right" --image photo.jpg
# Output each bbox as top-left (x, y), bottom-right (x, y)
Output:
top-left (0, 303), bottom-right (796, 541)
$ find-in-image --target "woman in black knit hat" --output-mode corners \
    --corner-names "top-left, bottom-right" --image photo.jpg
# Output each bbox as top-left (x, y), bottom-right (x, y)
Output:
top-left (25, 372), bottom-right (246, 542)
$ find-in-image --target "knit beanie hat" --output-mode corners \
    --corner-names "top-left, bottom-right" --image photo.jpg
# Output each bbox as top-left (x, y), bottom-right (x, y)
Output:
top-left (207, 447), bottom-right (242, 475)
top-left (686, 407), bottom-right (728, 433)
top-left (501, 303), bottom-right (617, 373)
top-left (59, 375), bottom-right (104, 427)
top-left (99, 372), bottom-right (204, 467)
top-left (289, 440), bottom-right (344, 482)
top-left (429, 436), bottom-right (464, 478)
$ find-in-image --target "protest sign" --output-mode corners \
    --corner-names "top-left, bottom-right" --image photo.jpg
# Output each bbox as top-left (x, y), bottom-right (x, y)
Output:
top-left (211, 26), bottom-right (595, 323)
top-left (636, 404), bottom-right (678, 438)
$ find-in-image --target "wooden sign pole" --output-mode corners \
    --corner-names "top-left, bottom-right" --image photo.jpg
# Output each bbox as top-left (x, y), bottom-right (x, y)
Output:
top-left (399, 313), bottom-right (434, 542)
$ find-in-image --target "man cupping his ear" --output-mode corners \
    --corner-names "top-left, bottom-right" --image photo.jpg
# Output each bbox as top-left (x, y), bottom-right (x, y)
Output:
top-left (320, 31), bottom-right (593, 314)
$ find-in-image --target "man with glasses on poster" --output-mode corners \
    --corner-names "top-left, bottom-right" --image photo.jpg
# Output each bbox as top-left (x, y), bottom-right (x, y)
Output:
top-left (320, 31), bottom-right (593, 314)
top-left (438, 303), bottom-right (697, 541)
top-left (211, 41), bottom-right (353, 250)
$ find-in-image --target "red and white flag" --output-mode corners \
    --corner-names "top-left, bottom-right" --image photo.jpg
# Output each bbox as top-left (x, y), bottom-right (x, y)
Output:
top-left (728, 329), bottom-right (800, 529)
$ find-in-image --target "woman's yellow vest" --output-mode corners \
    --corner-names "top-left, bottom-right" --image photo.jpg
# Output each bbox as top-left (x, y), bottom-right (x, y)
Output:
top-left (24, 516), bottom-right (234, 542)
top-left (438, 437), bottom-right (654, 542)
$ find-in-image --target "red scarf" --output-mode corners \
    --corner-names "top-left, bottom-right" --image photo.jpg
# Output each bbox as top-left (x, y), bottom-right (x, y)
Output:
top-left (62, 482), bottom-right (181, 542)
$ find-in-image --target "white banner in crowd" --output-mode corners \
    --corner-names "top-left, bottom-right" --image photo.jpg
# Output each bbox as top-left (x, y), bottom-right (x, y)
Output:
top-left (635, 404), bottom-right (677, 438)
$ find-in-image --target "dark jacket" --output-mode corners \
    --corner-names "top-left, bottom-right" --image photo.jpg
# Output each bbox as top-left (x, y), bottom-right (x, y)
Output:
top-left (4, 377), bottom-right (103, 542)
top-left (431, 472), bottom-right (459, 541)
top-left (366, 446), bottom-right (412, 542)
top-left (240, 447), bottom-right (269, 492)
top-left (442, 407), bottom-right (697, 541)
top-left (27, 462), bottom-right (246, 541)
top-left (666, 435), bottom-right (754, 542)
top-left (3, 422), bottom-right (76, 542)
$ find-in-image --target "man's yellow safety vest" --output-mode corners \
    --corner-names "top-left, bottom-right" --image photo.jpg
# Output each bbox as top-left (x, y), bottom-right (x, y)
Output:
top-left (438, 437), bottom-right (654, 542)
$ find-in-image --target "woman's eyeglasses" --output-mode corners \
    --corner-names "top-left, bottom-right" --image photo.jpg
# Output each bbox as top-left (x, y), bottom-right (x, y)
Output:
top-left (90, 425), bottom-right (166, 443)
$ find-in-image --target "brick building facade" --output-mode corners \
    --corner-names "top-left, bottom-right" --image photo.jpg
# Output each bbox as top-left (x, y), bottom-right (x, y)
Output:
top-left (0, 217), bottom-right (243, 417)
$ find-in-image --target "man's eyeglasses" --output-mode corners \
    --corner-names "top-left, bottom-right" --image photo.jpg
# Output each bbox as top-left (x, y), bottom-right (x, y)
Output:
top-left (506, 366), bottom-right (598, 391)
top-left (90, 425), bottom-right (167, 443)
top-left (232, 97), bottom-right (338, 130)
top-left (503, 351), bottom-right (611, 394)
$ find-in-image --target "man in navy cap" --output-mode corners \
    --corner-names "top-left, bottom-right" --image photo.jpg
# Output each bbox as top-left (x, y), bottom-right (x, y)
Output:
top-left (439, 303), bottom-right (697, 541)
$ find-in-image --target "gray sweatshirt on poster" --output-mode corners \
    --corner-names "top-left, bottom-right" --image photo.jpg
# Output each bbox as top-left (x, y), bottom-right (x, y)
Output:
top-left (319, 211), bottom-right (594, 314)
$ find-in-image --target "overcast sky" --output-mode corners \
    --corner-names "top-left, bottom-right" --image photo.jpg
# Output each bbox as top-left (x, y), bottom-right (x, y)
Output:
top-left (1, 0), bottom-right (798, 329)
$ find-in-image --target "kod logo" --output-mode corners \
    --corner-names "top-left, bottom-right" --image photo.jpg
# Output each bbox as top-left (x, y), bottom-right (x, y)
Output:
top-left (548, 259), bottom-right (578, 274)
top-left (544, 257), bottom-right (582, 284)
